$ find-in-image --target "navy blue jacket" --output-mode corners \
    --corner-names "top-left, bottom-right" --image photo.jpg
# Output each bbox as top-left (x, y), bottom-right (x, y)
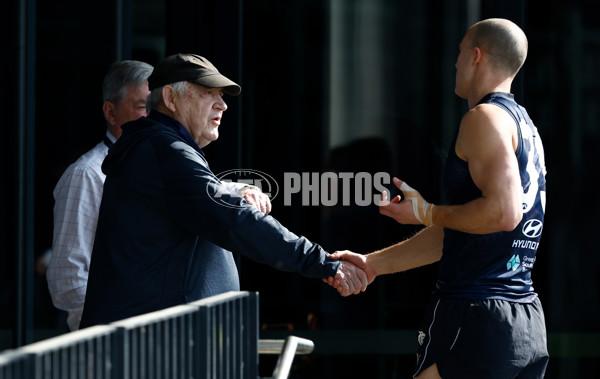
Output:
top-left (80, 111), bottom-right (339, 327)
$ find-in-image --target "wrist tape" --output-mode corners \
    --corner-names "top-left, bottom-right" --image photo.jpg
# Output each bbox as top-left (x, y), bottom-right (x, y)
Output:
top-left (399, 182), bottom-right (435, 226)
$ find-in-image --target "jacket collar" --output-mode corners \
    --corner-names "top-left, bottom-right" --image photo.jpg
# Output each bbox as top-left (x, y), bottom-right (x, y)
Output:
top-left (148, 110), bottom-right (205, 156)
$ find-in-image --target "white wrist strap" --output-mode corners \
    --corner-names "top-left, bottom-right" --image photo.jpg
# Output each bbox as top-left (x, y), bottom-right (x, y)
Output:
top-left (399, 182), bottom-right (435, 226)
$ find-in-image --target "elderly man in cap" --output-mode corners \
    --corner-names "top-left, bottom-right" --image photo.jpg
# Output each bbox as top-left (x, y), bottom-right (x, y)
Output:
top-left (79, 54), bottom-right (367, 328)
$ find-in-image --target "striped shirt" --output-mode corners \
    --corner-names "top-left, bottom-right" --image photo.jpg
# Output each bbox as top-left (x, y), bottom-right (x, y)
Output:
top-left (47, 131), bottom-right (116, 331)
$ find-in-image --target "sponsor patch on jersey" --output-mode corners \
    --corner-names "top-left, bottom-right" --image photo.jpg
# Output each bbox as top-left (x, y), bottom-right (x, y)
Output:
top-left (506, 254), bottom-right (520, 271)
top-left (522, 219), bottom-right (543, 238)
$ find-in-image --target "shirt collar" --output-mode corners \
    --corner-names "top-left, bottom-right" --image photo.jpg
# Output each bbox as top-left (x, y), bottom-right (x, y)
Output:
top-left (105, 130), bottom-right (118, 144)
top-left (148, 110), bottom-right (205, 156)
top-left (103, 130), bottom-right (117, 148)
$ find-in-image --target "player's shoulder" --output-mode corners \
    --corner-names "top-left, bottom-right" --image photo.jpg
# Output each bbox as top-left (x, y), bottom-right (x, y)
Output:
top-left (461, 103), bottom-right (514, 132)
top-left (465, 102), bottom-right (507, 120)
top-left (457, 103), bottom-right (518, 160)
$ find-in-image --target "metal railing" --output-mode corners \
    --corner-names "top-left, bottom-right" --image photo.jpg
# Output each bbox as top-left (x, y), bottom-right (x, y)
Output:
top-left (112, 305), bottom-right (198, 379)
top-left (0, 291), bottom-right (312, 379)
top-left (0, 324), bottom-right (120, 379)
top-left (259, 337), bottom-right (314, 379)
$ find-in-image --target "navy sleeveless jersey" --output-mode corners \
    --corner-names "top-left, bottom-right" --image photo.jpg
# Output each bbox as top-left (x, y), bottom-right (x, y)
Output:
top-left (436, 92), bottom-right (547, 303)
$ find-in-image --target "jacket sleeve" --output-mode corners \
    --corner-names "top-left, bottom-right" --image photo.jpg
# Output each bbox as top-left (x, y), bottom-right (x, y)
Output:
top-left (160, 140), bottom-right (340, 279)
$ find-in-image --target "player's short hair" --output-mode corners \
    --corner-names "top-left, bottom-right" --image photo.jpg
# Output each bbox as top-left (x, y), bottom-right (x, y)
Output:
top-left (469, 18), bottom-right (528, 77)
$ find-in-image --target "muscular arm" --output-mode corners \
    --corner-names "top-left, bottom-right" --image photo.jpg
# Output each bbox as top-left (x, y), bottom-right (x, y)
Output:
top-left (433, 104), bottom-right (523, 234)
top-left (329, 225), bottom-right (443, 282)
top-left (367, 225), bottom-right (444, 275)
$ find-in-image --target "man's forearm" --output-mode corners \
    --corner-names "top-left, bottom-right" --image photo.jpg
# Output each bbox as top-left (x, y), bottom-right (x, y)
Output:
top-left (367, 225), bottom-right (444, 275)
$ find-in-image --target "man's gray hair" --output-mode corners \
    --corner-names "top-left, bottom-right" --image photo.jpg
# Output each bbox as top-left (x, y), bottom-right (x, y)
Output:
top-left (146, 81), bottom-right (189, 111)
top-left (102, 60), bottom-right (153, 104)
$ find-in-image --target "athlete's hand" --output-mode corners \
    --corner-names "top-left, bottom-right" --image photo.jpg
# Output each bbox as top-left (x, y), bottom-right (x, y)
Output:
top-left (380, 178), bottom-right (434, 226)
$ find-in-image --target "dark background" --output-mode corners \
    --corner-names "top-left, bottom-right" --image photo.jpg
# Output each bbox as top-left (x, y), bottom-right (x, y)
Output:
top-left (1, 0), bottom-right (598, 377)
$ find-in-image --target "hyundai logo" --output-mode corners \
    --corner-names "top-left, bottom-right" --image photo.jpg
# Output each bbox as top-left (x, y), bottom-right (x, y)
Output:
top-left (522, 219), bottom-right (543, 238)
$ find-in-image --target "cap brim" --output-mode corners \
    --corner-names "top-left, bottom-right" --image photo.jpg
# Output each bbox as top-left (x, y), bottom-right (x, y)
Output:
top-left (191, 74), bottom-right (241, 96)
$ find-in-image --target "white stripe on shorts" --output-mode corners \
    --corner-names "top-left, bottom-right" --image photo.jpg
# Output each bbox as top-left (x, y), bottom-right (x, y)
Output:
top-left (414, 299), bottom-right (441, 377)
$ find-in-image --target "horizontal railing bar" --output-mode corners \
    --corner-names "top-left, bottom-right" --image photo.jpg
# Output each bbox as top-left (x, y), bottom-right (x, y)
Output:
top-left (110, 304), bottom-right (197, 329)
top-left (258, 339), bottom-right (314, 355)
top-left (18, 325), bottom-right (116, 354)
top-left (187, 291), bottom-right (250, 308)
top-left (270, 337), bottom-right (314, 379)
top-left (0, 349), bottom-right (28, 366)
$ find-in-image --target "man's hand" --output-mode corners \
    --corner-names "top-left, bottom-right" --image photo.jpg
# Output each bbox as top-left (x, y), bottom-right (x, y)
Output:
top-left (324, 251), bottom-right (377, 296)
top-left (239, 186), bottom-right (272, 214)
top-left (328, 260), bottom-right (370, 297)
top-left (380, 177), bottom-right (434, 226)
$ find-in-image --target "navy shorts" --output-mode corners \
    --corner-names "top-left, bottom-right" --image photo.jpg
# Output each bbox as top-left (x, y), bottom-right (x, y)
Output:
top-left (413, 297), bottom-right (549, 378)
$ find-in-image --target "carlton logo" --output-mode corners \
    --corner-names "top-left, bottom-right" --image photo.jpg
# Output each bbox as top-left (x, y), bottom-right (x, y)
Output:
top-left (522, 219), bottom-right (543, 238)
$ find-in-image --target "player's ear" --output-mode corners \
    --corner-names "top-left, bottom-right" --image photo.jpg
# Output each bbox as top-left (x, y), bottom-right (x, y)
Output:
top-left (473, 46), bottom-right (483, 65)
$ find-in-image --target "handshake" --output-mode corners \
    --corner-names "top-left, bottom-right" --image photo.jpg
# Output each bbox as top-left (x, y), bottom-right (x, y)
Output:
top-left (324, 250), bottom-right (377, 297)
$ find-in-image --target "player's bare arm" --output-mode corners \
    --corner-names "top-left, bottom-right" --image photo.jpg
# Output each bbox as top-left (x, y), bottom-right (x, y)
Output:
top-left (367, 224), bottom-right (444, 274)
top-left (330, 225), bottom-right (444, 278)
top-left (433, 104), bottom-right (523, 234)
